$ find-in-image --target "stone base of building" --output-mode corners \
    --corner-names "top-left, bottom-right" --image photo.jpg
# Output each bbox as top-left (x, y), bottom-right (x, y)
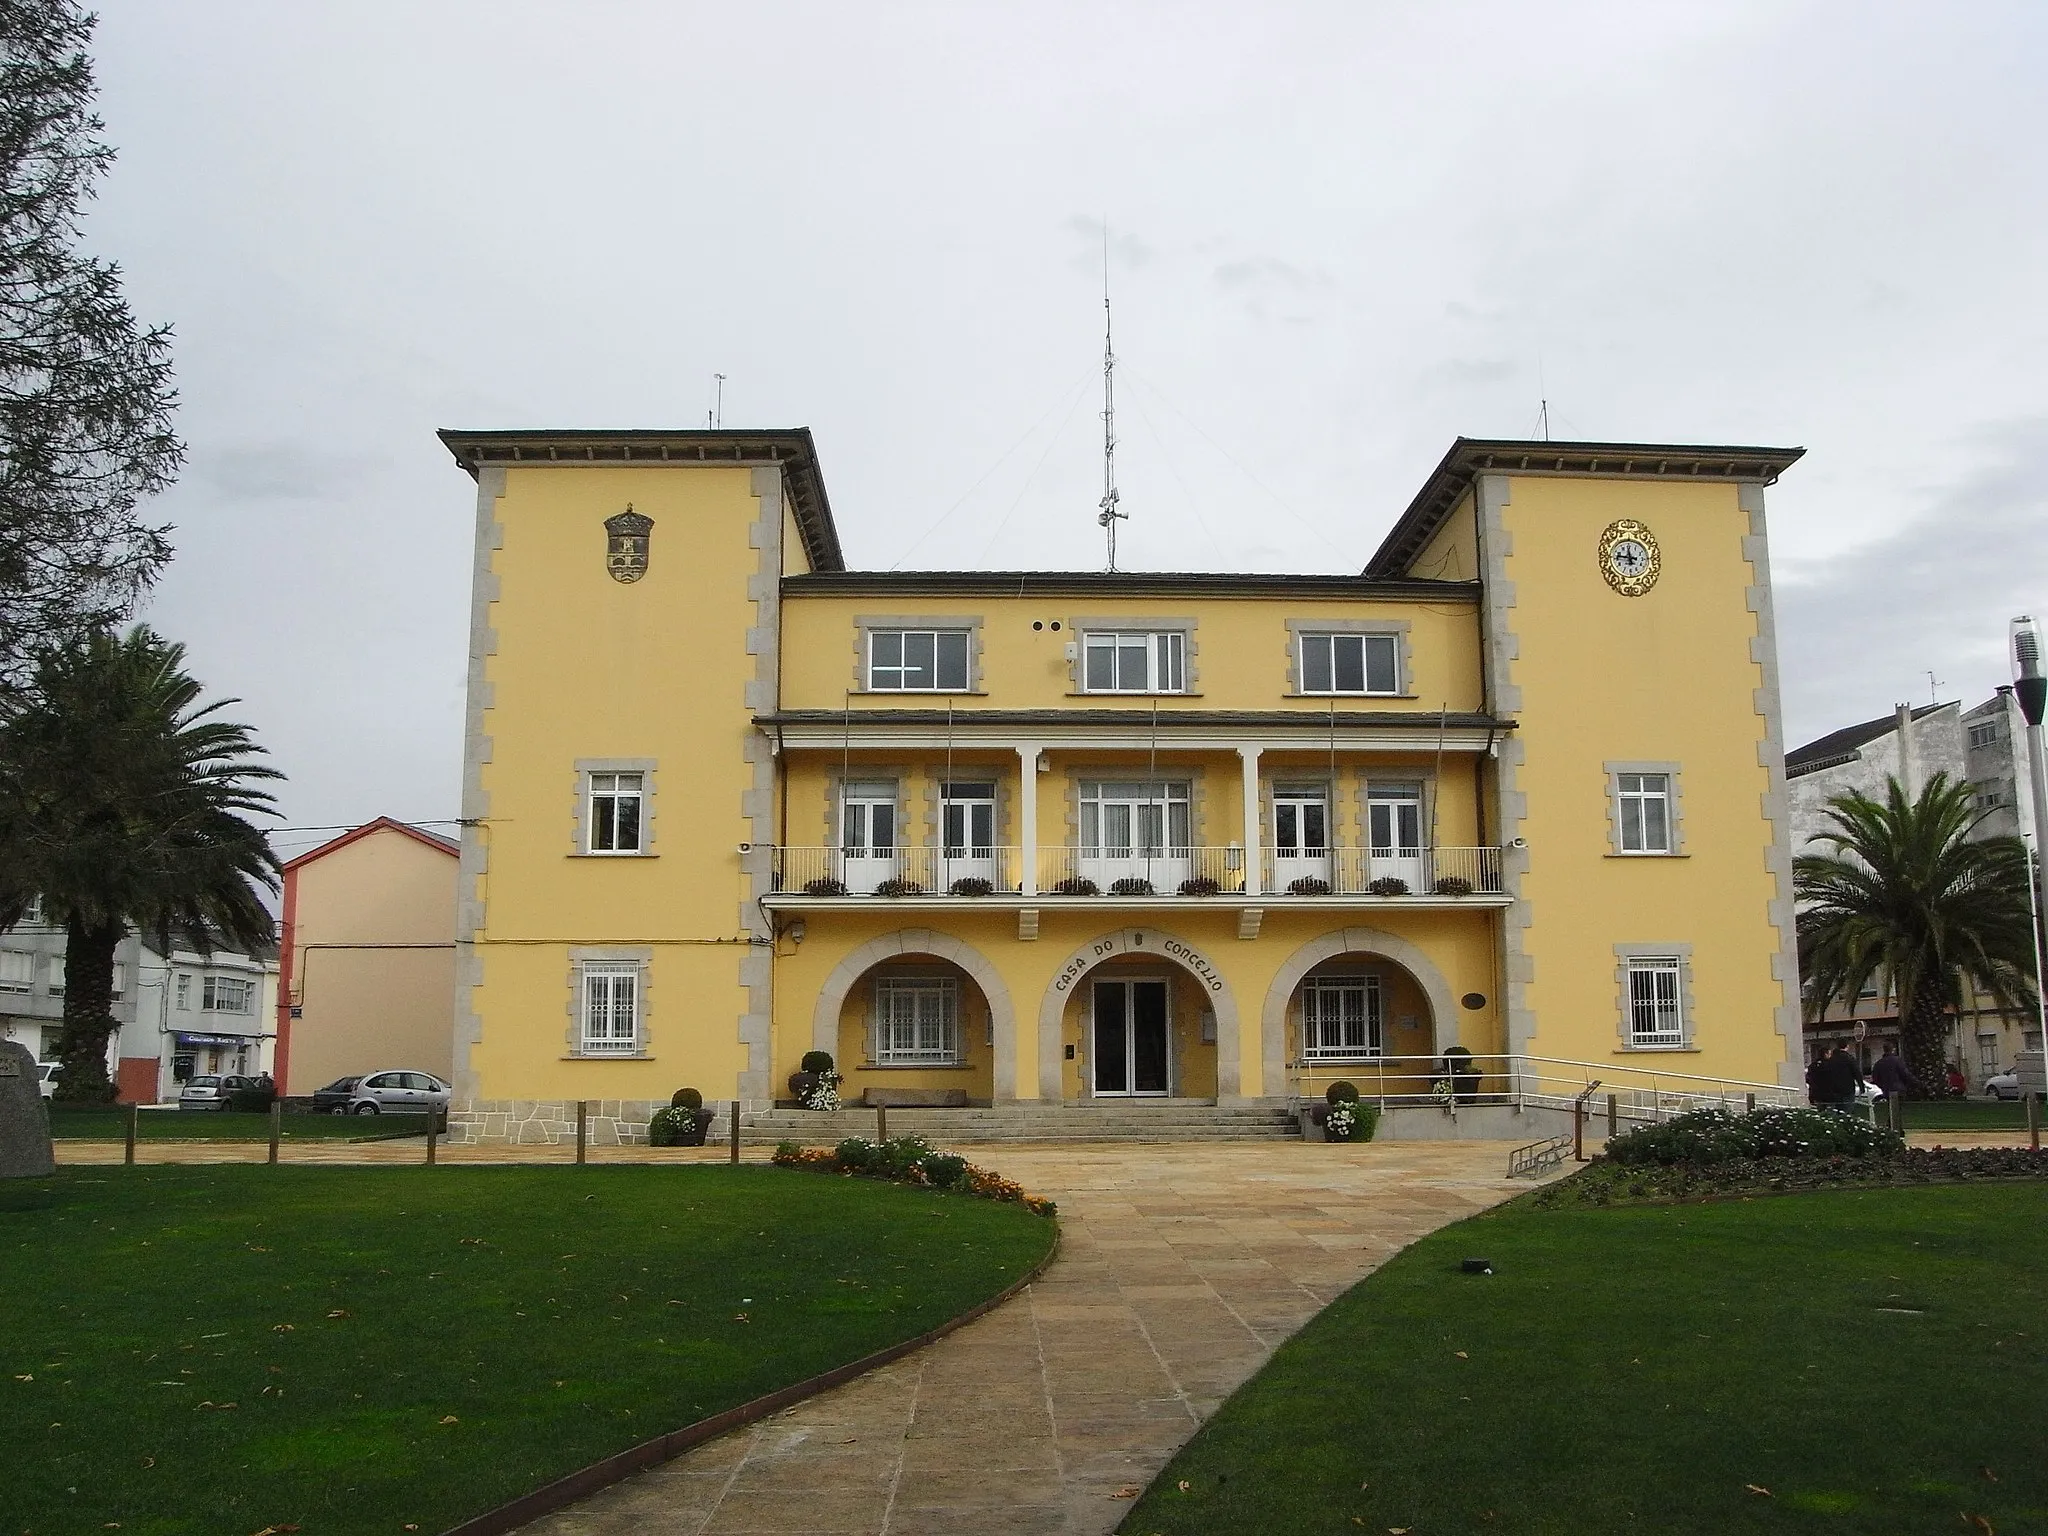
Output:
top-left (447, 1098), bottom-right (737, 1146)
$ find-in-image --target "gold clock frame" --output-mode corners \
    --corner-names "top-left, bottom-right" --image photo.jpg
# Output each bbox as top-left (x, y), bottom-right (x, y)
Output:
top-left (1598, 518), bottom-right (1661, 597)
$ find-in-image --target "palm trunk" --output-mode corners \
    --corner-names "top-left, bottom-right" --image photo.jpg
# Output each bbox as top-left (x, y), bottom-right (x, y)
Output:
top-left (1899, 986), bottom-right (1948, 1099)
top-left (53, 913), bottom-right (123, 1103)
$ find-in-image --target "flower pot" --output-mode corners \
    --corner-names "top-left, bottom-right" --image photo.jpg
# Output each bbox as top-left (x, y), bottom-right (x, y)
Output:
top-left (788, 1070), bottom-right (817, 1102)
top-left (680, 1109), bottom-right (715, 1146)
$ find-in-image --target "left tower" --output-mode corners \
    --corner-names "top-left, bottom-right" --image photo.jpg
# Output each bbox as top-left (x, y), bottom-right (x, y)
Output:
top-left (441, 429), bottom-right (842, 1141)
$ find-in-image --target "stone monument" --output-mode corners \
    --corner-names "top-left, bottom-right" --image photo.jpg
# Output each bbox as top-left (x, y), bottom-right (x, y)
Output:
top-left (0, 1039), bottom-right (55, 1178)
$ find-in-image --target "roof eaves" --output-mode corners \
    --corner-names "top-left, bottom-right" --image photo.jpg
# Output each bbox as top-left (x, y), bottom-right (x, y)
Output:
top-left (282, 817), bottom-right (461, 873)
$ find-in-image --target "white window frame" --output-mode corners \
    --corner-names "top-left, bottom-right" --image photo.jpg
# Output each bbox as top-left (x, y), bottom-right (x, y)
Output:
top-left (0, 950), bottom-right (30, 995)
top-left (1969, 722), bottom-right (1999, 749)
top-left (1081, 630), bottom-right (1186, 694)
top-left (202, 975), bottom-right (253, 1014)
top-left (874, 977), bottom-right (961, 1065)
top-left (21, 894), bottom-right (40, 924)
top-left (1297, 632), bottom-right (1399, 697)
top-left (866, 629), bottom-right (971, 693)
top-left (587, 771), bottom-right (646, 854)
top-left (1616, 772), bottom-right (1674, 855)
top-left (1300, 975), bottom-right (1383, 1061)
top-left (48, 953), bottom-right (63, 996)
top-left (1079, 780), bottom-right (1193, 856)
top-left (1625, 956), bottom-right (1685, 1048)
top-left (580, 963), bottom-right (640, 1056)
top-left (175, 973), bottom-right (191, 1010)
top-left (110, 962), bottom-right (126, 1001)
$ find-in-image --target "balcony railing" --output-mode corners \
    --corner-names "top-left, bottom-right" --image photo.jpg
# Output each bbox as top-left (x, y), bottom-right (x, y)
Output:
top-left (768, 844), bottom-right (1507, 899)
top-left (771, 846), bottom-right (1018, 896)
top-left (1263, 846), bottom-right (1503, 897)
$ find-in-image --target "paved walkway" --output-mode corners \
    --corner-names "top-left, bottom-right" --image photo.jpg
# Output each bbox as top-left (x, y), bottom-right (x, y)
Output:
top-left (505, 1141), bottom-right (1535, 1536)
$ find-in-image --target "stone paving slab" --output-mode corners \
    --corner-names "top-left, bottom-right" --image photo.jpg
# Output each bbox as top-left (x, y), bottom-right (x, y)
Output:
top-left (510, 1141), bottom-right (1543, 1536)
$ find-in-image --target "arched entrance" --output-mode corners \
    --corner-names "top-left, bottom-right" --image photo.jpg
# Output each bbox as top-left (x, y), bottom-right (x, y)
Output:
top-left (1037, 927), bottom-right (1242, 1101)
top-left (1260, 927), bottom-right (1461, 1096)
top-left (812, 930), bottom-right (1018, 1101)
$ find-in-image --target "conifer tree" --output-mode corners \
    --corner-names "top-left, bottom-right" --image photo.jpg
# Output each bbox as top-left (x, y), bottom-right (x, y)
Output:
top-left (0, 1), bottom-right (181, 689)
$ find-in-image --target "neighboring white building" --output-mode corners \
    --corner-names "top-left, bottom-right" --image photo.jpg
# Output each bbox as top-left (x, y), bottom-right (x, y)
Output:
top-left (1787, 696), bottom-right (2042, 1084)
top-left (0, 894), bottom-right (139, 1075)
top-left (122, 945), bottom-right (279, 1103)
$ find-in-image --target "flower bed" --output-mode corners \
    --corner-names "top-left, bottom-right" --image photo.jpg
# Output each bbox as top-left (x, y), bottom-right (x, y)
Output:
top-left (1604, 1105), bottom-right (1902, 1166)
top-left (1533, 1145), bottom-right (2048, 1208)
top-left (772, 1134), bottom-right (1057, 1218)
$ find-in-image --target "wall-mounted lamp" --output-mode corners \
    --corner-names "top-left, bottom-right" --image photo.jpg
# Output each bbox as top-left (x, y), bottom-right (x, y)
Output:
top-left (1035, 751), bottom-right (1051, 773)
top-left (788, 920), bottom-right (806, 945)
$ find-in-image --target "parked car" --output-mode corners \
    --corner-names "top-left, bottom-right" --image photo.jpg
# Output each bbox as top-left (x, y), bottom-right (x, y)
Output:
top-left (348, 1070), bottom-right (452, 1116)
top-left (179, 1074), bottom-right (256, 1111)
top-left (310, 1075), bottom-right (363, 1114)
top-left (37, 1062), bottom-right (56, 1100)
top-left (1984, 1068), bottom-right (2021, 1100)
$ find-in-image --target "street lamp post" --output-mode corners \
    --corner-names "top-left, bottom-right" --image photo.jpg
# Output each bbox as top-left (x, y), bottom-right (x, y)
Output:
top-left (2009, 616), bottom-right (2048, 1080)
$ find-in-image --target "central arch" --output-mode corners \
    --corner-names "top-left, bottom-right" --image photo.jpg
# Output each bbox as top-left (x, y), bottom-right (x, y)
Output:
top-left (813, 929), bottom-right (1020, 1100)
top-left (1260, 926), bottom-right (1462, 1094)
top-left (1037, 927), bottom-right (1242, 1100)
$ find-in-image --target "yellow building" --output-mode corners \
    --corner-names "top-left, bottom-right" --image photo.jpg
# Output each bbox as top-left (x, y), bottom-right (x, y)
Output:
top-left (441, 430), bottom-right (1807, 1141)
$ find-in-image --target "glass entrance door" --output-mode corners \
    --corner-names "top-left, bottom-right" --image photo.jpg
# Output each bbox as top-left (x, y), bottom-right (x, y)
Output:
top-left (1367, 783), bottom-right (1425, 892)
top-left (840, 781), bottom-right (898, 894)
top-left (939, 780), bottom-right (998, 890)
top-left (1271, 784), bottom-right (1331, 890)
top-left (1092, 979), bottom-right (1170, 1096)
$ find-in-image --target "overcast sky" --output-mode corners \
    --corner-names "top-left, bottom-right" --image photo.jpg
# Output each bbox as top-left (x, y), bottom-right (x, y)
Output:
top-left (83, 1), bottom-right (2048, 855)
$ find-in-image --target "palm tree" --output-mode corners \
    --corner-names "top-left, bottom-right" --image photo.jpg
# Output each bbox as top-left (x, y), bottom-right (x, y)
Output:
top-left (1795, 772), bottom-right (2038, 1093)
top-left (0, 626), bottom-right (280, 1101)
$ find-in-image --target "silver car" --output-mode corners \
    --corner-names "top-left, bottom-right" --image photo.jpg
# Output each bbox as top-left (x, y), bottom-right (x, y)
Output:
top-left (348, 1070), bottom-right (452, 1116)
top-left (1984, 1068), bottom-right (2021, 1101)
top-left (178, 1074), bottom-right (255, 1111)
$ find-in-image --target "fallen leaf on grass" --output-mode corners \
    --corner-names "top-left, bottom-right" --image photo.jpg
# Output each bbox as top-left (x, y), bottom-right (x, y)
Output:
top-left (141, 1457), bottom-right (154, 1469)
top-left (1965, 1518), bottom-right (1995, 1534)
top-left (326, 1310), bottom-right (350, 1320)
top-left (1983, 1468), bottom-right (1999, 1481)
top-left (1454, 1351), bottom-right (1468, 1359)
top-left (732, 1313), bottom-right (750, 1324)
top-left (1745, 1485), bottom-right (1771, 1497)
top-left (1177, 1481), bottom-right (1190, 1492)
top-left (439, 1415), bottom-right (459, 1425)
top-left (271, 1324), bottom-right (294, 1333)
top-left (13, 1373), bottom-right (30, 1382)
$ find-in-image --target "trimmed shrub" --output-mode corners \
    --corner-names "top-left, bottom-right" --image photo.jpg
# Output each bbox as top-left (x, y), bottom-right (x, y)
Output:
top-left (1288, 876), bottom-right (1333, 896)
top-left (1178, 876), bottom-right (1222, 897)
top-left (1367, 876), bottom-right (1410, 896)
top-left (1109, 877), bottom-right (1156, 896)
top-left (801, 1050), bottom-right (836, 1074)
top-left (1051, 876), bottom-right (1100, 896)
top-left (1325, 1080), bottom-right (1360, 1105)
top-left (803, 876), bottom-right (849, 897)
top-left (874, 878), bottom-right (925, 898)
top-left (922, 1153), bottom-right (968, 1189)
top-left (1324, 1100), bottom-right (1380, 1143)
top-left (835, 1136), bottom-right (881, 1172)
top-left (671, 1086), bottom-right (704, 1111)
top-left (1433, 874), bottom-right (1475, 897)
top-left (1604, 1105), bottom-right (1904, 1167)
top-left (950, 876), bottom-right (995, 897)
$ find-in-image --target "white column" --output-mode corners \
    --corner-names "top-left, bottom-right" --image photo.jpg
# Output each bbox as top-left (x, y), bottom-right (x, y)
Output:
top-left (1239, 746), bottom-right (1262, 896)
top-left (1018, 743), bottom-right (1040, 896)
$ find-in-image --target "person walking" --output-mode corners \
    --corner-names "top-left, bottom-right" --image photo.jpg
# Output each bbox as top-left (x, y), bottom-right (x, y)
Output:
top-left (1870, 1044), bottom-right (1921, 1102)
top-left (1806, 1041), bottom-right (1863, 1111)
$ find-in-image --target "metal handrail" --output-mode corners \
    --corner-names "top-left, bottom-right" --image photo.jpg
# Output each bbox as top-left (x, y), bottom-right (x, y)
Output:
top-left (1288, 1051), bottom-right (1801, 1117)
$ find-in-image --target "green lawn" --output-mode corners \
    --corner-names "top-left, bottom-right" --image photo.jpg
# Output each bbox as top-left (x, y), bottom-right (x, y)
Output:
top-left (2, 1164), bottom-right (1053, 1535)
top-left (48, 1109), bottom-right (436, 1142)
top-left (1121, 1184), bottom-right (2048, 1535)
top-left (1898, 1098), bottom-right (2030, 1132)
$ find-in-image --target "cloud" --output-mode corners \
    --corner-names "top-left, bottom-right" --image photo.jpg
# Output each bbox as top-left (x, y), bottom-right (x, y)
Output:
top-left (190, 444), bottom-right (377, 502)
top-left (1774, 417), bottom-right (2048, 748)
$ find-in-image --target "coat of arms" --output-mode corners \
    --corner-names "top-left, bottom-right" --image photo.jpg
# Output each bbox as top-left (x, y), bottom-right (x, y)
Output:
top-left (604, 508), bottom-right (652, 583)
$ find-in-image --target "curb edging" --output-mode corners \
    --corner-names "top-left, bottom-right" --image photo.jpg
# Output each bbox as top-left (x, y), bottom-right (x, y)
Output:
top-left (439, 1223), bottom-right (1062, 1536)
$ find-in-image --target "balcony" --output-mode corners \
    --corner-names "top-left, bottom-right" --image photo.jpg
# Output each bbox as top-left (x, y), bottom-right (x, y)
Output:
top-left (764, 845), bottom-right (1506, 903)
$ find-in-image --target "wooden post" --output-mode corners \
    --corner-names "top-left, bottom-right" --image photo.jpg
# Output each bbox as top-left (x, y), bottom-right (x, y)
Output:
top-left (1746, 1093), bottom-right (1757, 1112)
top-left (575, 1100), bottom-right (588, 1165)
top-left (1573, 1097), bottom-right (1586, 1162)
top-left (267, 1101), bottom-right (282, 1165)
top-left (426, 1113), bottom-right (438, 1165)
top-left (2028, 1092), bottom-right (2040, 1153)
top-left (124, 1102), bottom-right (138, 1167)
top-left (1606, 1093), bottom-right (1617, 1137)
top-left (1889, 1094), bottom-right (1904, 1134)
top-left (876, 1104), bottom-right (888, 1143)
top-left (728, 1100), bottom-right (741, 1164)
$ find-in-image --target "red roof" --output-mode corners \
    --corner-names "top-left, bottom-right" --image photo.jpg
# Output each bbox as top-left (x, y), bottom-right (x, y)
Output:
top-left (282, 816), bottom-right (460, 872)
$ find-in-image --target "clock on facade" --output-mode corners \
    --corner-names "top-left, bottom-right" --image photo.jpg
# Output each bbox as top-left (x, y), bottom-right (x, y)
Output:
top-left (1598, 519), bottom-right (1661, 596)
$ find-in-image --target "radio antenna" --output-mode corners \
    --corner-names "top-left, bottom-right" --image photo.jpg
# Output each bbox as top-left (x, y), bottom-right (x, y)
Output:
top-left (1097, 224), bottom-right (1126, 572)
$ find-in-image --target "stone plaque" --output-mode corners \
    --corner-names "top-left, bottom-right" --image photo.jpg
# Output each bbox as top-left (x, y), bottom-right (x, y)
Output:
top-left (0, 1040), bottom-right (54, 1178)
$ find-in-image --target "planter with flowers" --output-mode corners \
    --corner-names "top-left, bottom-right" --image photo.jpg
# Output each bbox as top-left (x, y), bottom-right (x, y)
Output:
top-left (649, 1087), bottom-right (716, 1146)
top-left (788, 1049), bottom-right (843, 1110)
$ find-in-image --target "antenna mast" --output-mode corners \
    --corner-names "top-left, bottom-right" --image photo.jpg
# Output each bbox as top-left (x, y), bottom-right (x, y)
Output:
top-left (1097, 227), bottom-right (1125, 572)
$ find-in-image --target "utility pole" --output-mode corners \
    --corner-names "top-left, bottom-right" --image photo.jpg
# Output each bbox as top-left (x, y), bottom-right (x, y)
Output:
top-left (2010, 616), bottom-right (2048, 1071)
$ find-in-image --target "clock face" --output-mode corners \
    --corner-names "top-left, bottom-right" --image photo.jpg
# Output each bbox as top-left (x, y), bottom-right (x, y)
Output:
top-left (1598, 520), bottom-right (1661, 596)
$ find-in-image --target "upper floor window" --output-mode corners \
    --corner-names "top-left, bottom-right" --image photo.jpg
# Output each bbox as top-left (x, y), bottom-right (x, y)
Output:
top-left (0, 951), bottom-right (30, 995)
top-left (1969, 722), bottom-right (1999, 749)
top-left (588, 772), bottom-right (645, 853)
top-left (1974, 779), bottom-right (2006, 810)
top-left (869, 629), bottom-right (969, 692)
top-left (20, 894), bottom-right (40, 924)
top-left (111, 963), bottom-right (126, 1001)
top-left (48, 953), bottom-right (63, 995)
top-left (1083, 630), bottom-right (1184, 693)
top-left (1625, 956), bottom-right (1685, 1047)
top-left (176, 972), bottom-right (191, 1010)
top-left (1617, 772), bottom-right (1673, 854)
top-left (203, 975), bottom-right (253, 1014)
top-left (875, 977), bottom-right (960, 1065)
top-left (1299, 632), bottom-right (1398, 695)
